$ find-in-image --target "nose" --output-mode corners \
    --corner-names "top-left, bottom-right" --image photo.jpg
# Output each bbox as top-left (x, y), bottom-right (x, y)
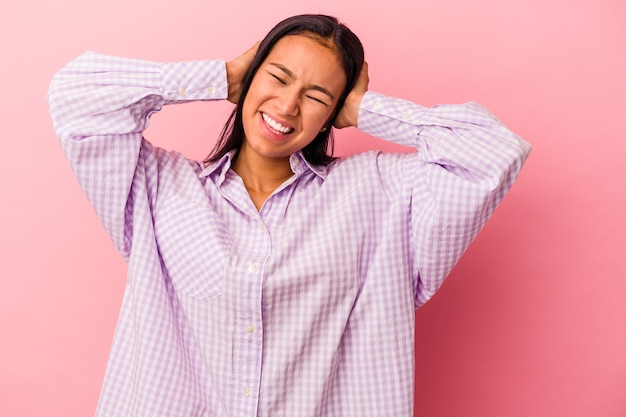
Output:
top-left (276, 87), bottom-right (300, 117)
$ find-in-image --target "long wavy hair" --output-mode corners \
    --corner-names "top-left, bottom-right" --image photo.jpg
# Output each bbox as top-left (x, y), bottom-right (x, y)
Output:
top-left (204, 14), bottom-right (365, 166)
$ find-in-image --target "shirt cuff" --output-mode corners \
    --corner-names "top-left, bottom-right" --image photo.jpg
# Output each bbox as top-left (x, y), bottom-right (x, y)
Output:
top-left (160, 59), bottom-right (228, 103)
top-left (357, 91), bottom-right (429, 147)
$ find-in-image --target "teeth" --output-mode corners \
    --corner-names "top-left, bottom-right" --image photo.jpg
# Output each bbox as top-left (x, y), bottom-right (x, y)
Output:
top-left (262, 113), bottom-right (293, 134)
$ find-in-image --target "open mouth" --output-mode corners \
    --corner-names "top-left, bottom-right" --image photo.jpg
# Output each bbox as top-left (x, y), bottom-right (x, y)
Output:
top-left (262, 112), bottom-right (295, 135)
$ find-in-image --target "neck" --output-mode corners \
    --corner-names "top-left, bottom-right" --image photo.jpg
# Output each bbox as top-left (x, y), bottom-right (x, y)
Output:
top-left (232, 143), bottom-right (294, 209)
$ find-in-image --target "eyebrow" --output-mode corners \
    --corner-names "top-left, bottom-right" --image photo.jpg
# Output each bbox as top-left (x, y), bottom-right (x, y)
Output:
top-left (268, 62), bottom-right (336, 100)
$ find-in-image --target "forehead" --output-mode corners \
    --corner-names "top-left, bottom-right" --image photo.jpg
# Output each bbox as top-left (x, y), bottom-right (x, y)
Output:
top-left (268, 34), bottom-right (339, 59)
top-left (264, 35), bottom-right (346, 87)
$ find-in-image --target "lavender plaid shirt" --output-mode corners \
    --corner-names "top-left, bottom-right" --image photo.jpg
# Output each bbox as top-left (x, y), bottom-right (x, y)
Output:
top-left (48, 52), bottom-right (531, 417)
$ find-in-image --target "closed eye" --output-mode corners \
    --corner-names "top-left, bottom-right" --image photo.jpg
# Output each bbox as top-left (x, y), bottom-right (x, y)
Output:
top-left (306, 95), bottom-right (328, 106)
top-left (269, 72), bottom-right (286, 85)
top-left (267, 62), bottom-right (336, 103)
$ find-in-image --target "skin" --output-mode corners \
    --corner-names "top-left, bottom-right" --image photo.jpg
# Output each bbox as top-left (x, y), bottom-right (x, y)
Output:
top-left (226, 34), bottom-right (369, 210)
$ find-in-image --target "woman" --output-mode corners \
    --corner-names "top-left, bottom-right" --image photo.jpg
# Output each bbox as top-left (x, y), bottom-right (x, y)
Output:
top-left (49, 14), bottom-right (530, 417)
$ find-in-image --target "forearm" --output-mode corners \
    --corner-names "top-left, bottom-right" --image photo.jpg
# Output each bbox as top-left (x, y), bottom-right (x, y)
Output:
top-left (358, 91), bottom-right (531, 186)
top-left (48, 51), bottom-right (228, 144)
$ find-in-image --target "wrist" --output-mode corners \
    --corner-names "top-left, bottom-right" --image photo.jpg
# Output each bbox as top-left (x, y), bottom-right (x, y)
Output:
top-left (346, 91), bottom-right (364, 128)
top-left (225, 61), bottom-right (240, 104)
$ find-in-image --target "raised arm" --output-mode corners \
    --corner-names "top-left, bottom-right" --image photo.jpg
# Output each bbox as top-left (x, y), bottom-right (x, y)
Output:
top-left (47, 52), bottom-right (228, 258)
top-left (336, 63), bottom-right (532, 307)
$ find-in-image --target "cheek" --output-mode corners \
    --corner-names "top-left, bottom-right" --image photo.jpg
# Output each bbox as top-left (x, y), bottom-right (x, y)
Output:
top-left (241, 83), bottom-right (262, 121)
top-left (304, 103), bottom-right (335, 126)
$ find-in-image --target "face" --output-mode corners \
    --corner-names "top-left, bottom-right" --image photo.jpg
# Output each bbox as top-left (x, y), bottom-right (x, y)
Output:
top-left (241, 35), bottom-right (347, 162)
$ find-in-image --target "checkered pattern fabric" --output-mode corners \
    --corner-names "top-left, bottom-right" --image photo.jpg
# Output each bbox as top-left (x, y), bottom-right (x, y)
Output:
top-left (48, 52), bottom-right (531, 417)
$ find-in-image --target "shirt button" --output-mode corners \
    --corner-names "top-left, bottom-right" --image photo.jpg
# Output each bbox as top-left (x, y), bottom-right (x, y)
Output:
top-left (177, 87), bottom-right (186, 96)
top-left (243, 387), bottom-right (251, 396)
top-left (246, 326), bottom-right (255, 334)
top-left (258, 222), bottom-right (265, 232)
top-left (247, 264), bottom-right (257, 273)
top-left (402, 112), bottom-right (410, 119)
top-left (374, 100), bottom-right (381, 109)
top-left (207, 85), bottom-right (216, 94)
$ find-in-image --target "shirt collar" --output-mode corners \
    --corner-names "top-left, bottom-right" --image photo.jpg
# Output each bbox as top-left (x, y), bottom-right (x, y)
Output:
top-left (199, 150), bottom-right (235, 179)
top-left (200, 150), bottom-right (329, 181)
top-left (289, 152), bottom-right (329, 180)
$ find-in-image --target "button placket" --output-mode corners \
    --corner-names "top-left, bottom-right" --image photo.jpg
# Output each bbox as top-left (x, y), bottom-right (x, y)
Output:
top-left (232, 214), bottom-right (271, 408)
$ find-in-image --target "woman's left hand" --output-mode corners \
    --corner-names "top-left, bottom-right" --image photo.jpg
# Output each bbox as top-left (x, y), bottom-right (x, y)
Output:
top-left (333, 61), bottom-right (369, 129)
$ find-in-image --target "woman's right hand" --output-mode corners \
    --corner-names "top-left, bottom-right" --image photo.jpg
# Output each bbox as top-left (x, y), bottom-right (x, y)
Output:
top-left (226, 42), bottom-right (260, 104)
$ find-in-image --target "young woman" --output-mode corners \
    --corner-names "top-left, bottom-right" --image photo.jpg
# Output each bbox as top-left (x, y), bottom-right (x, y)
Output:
top-left (49, 14), bottom-right (531, 417)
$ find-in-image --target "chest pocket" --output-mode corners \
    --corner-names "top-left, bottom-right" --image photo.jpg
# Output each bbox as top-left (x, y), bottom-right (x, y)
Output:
top-left (154, 195), bottom-right (231, 299)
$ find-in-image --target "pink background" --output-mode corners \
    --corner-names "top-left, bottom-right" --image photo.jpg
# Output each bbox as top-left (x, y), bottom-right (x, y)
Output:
top-left (2, 0), bottom-right (625, 416)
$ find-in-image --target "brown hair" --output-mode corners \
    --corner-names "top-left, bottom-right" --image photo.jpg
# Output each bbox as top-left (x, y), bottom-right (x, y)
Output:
top-left (204, 14), bottom-right (365, 166)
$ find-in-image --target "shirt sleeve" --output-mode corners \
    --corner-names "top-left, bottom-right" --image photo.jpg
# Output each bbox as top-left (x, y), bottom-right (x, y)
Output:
top-left (357, 91), bottom-right (532, 308)
top-left (48, 51), bottom-right (228, 260)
